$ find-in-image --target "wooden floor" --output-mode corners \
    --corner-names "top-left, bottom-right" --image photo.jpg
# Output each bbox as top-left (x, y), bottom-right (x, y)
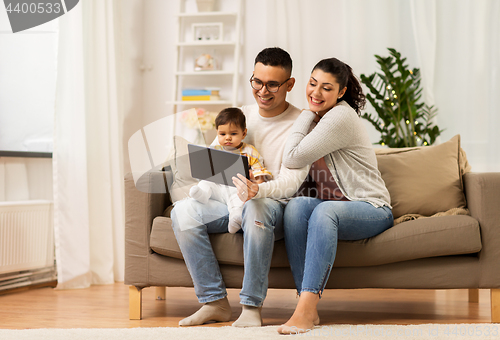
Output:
top-left (0, 283), bottom-right (493, 329)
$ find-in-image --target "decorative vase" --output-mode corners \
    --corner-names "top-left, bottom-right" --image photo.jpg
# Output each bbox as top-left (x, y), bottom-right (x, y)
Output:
top-left (196, 0), bottom-right (216, 12)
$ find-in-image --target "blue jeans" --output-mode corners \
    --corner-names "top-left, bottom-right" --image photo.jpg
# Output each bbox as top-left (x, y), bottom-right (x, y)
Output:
top-left (283, 197), bottom-right (393, 296)
top-left (171, 197), bottom-right (285, 307)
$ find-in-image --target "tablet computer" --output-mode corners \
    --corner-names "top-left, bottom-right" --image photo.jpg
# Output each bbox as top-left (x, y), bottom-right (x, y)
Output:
top-left (188, 144), bottom-right (250, 187)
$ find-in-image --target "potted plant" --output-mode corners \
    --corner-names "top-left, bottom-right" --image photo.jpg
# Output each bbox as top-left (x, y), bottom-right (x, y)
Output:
top-left (360, 48), bottom-right (443, 147)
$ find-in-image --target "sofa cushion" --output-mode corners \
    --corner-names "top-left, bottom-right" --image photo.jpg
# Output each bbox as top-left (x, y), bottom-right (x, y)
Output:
top-left (375, 134), bottom-right (467, 219)
top-left (150, 214), bottom-right (481, 268)
top-left (149, 215), bottom-right (289, 267)
top-left (334, 215), bottom-right (481, 267)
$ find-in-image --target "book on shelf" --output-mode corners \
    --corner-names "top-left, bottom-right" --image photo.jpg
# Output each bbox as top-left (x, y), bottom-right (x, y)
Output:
top-left (182, 88), bottom-right (220, 101)
top-left (182, 95), bottom-right (215, 101)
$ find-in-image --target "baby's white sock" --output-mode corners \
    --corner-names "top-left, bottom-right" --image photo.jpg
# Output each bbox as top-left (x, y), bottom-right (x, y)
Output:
top-left (189, 185), bottom-right (211, 205)
top-left (228, 210), bottom-right (242, 234)
top-left (227, 195), bottom-right (243, 233)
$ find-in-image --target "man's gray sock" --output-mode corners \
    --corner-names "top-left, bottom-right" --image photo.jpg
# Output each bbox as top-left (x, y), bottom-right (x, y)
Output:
top-left (232, 305), bottom-right (262, 327)
top-left (178, 297), bottom-right (232, 326)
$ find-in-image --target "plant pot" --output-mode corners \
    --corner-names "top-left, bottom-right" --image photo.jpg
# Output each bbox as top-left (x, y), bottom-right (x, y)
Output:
top-left (196, 0), bottom-right (216, 12)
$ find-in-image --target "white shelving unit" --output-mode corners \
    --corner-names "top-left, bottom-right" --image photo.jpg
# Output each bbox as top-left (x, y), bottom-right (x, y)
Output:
top-left (168, 0), bottom-right (242, 111)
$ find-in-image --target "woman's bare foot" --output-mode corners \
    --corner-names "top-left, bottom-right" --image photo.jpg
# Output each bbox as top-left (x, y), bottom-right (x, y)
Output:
top-left (277, 292), bottom-right (320, 335)
top-left (277, 311), bottom-right (320, 334)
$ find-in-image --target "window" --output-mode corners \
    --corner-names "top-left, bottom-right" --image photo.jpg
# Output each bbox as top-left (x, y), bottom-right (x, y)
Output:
top-left (0, 7), bottom-right (58, 154)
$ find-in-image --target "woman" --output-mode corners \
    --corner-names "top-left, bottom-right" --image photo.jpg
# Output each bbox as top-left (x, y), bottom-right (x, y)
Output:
top-left (277, 58), bottom-right (393, 334)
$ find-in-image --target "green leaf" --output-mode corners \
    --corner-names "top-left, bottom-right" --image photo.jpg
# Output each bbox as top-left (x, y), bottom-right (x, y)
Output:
top-left (360, 48), bottom-right (443, 147)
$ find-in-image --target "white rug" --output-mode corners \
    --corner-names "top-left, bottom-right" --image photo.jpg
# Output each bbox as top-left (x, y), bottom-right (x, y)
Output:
top-left (1, 324), bottom-right (498, 340)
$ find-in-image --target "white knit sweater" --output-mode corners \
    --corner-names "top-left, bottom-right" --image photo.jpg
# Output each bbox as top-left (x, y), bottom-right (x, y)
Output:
top-left (233, 104), bottom-right (310, 200)
top-left (210, 103), bottom-right (309, 200)
top-left (241, 103), bottom-right (303, 178)
top-left (279, 101), bottom-right (391, 207)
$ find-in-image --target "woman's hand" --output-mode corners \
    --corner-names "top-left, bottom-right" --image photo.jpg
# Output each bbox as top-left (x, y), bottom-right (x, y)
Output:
top-left (233, 171), bottom-right (259, 202)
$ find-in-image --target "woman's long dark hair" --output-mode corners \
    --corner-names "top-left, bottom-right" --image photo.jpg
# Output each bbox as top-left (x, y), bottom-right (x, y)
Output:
top-left (312, 58), bottom-right (366, 115)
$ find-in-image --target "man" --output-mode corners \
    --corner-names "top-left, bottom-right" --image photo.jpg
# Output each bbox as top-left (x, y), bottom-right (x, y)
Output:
top-left (171, 47), bottom-right (306, 327)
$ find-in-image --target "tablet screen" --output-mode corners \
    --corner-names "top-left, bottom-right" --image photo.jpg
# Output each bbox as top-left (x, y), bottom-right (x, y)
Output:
top-left (188, 144), bottom-right (249, 187)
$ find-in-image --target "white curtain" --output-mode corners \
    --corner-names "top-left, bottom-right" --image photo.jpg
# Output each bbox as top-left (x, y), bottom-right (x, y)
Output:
top-left (410, 0), bottom-right (437, 107)
top-left (54, 0), bottom-right (124, 289)
top-left (241, 0), bottom-right (500, 172)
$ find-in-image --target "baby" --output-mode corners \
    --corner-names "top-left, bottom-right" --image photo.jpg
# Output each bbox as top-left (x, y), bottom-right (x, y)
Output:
top-left (189, 107), bottom-right (272, 233)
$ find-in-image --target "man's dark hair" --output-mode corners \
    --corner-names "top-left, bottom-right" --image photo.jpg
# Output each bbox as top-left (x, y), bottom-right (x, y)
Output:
top-left (215, 107), bottom-right (246, 130)
top-left (254, 47), bottom-right (292, 75)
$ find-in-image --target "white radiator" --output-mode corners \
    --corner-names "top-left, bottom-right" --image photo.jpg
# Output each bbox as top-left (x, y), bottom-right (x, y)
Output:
top-left (0, 200), bottom-right (54, 275)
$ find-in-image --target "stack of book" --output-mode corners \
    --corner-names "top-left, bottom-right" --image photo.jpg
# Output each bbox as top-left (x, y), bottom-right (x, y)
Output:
top-left (182, 88), bottom-right (220, 101)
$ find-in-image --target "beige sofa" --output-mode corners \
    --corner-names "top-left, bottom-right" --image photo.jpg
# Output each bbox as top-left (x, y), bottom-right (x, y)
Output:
top-left (125, 135), bottom-right (500, 322)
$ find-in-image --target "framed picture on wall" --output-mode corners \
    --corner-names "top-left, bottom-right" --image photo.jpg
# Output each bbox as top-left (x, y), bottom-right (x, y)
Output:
top-left (192, 23), bottom-right (223, 42)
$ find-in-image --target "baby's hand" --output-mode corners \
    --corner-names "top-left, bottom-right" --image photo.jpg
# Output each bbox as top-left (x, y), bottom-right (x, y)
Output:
top-left (249, 170), bottom-right (266, 184)
top-left (254, 177), bottom-right (265, 184)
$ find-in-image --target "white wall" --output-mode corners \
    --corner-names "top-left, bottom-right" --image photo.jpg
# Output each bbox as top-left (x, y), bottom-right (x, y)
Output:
top-left (118, 0), bottom-right (147, 174)
top-left (141, 0), bottom-right (177, 127)
top-left (136, 0), bottom-right (499, 172)
top-left (0, 157), bottom-right (52, 201)
top-left (139, 0), bottom-right (279, 123)
top-left (140, 0), bottom-right (421, 133)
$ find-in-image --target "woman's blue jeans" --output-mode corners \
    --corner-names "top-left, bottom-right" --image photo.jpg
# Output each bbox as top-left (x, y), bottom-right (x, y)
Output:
top-left (283, 197), bottom-right (393, 296)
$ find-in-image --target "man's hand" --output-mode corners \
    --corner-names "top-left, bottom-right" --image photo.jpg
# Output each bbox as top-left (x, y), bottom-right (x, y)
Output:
top-left (233, 171), bottom-right (259, 202)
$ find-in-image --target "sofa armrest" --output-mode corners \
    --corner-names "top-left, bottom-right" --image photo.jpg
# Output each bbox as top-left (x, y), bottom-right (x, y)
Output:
top-left (124, 169), bottom-right (172, 286)
top-left (464, 172), bottom-right (500, 287)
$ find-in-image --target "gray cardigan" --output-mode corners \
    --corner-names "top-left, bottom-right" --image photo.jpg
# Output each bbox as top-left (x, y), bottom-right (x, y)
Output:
top-left (282, 101), bottom-right (391, 208)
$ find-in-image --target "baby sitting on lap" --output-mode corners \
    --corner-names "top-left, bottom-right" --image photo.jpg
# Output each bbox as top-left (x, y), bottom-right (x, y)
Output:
top-left (189, 107), bottom-right (272, 233)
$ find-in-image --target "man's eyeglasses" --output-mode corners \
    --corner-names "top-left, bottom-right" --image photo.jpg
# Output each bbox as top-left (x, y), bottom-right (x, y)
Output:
top-left (249, 76), bottom-right (290, 93)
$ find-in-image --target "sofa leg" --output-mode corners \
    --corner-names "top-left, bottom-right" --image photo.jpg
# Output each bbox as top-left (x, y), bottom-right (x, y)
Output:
top-left (469, 289), bottom-right (479, 303)
top-left (492, 289), bottom-right (500, 323)
top-left (129, 286), bottom-right (143, 320)
top-left (156, 286), bottom-right (166, 300)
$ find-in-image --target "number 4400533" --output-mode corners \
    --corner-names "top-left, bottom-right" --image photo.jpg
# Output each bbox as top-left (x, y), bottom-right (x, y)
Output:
top-left (5, 2), bottom-right (62, 14)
